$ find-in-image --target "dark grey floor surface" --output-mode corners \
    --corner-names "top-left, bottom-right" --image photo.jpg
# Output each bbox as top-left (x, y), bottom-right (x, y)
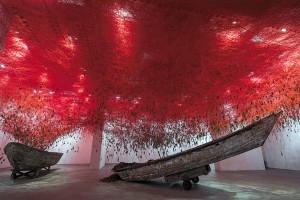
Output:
top-left (1, 164), bottom-right (300, 200)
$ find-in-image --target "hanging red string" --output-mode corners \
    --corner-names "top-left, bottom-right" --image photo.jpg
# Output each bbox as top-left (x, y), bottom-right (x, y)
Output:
top-left (0, 0), bottom-right (299, 150)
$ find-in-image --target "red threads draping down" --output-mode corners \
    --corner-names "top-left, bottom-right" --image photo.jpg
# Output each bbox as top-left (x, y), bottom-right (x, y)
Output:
top-left (0, 0), bottom-right (299, 150)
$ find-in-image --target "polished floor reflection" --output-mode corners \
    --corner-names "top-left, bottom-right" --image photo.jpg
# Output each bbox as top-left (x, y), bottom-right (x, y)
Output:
top-left (0, 164), bottom-right (300, 200)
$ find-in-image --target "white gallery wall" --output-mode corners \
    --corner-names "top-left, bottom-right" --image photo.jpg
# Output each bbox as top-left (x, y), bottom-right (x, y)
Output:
top-left (263, 120), bottom-right (300, 170)
top-left (47, 130), bottom-right (93, 165)
top-left (214, 147), bottom-right (265, 171)
top-left (0, 129), bottom-right (93, 169)
top-left (1, 119), bottom-right (300, 171)
top-left (0, 131), bottom-right (14, 169)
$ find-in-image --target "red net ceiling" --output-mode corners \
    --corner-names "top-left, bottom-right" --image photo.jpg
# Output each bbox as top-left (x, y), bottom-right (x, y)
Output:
top-left (0, 0), bottom-right (299, 149)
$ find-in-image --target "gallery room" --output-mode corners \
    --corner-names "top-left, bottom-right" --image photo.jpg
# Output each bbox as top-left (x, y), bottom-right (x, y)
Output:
top-left (0, 0), bottom-right (300, 199)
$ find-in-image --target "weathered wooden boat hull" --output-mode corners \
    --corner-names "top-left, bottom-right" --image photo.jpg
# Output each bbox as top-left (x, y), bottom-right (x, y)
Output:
top-left (114, 112), bottom-right (281, 182)
top-left (4, 142), bottom-right (63, 179)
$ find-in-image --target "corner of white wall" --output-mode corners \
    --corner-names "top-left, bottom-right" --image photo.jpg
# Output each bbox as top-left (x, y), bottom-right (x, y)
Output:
top-left (90, 128), bottom-right (105, 169)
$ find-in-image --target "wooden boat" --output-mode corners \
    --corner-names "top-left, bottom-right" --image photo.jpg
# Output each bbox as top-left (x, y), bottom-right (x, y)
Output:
top-left (4, 142), bottom-right (63, 179)
top-left (112, 111), bottom-right (281, 190)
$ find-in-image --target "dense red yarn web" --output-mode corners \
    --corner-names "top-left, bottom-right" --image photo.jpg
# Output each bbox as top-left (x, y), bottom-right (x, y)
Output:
top-left (0, 0), bottom-right (299, 151)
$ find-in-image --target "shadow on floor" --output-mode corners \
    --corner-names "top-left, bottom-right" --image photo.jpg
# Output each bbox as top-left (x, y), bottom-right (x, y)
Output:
top-left (4, 168), bottom-right (59, 185)
top-left (120, 179), bottom-right (236, 199)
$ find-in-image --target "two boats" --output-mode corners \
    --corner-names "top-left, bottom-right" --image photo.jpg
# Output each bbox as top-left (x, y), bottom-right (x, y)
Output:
top-left (4, 111), bottom-right (281, 187)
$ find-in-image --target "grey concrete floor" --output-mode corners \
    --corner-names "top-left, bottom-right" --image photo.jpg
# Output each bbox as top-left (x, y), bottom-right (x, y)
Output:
top-left (0, 164), bottom-right (300, 200)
